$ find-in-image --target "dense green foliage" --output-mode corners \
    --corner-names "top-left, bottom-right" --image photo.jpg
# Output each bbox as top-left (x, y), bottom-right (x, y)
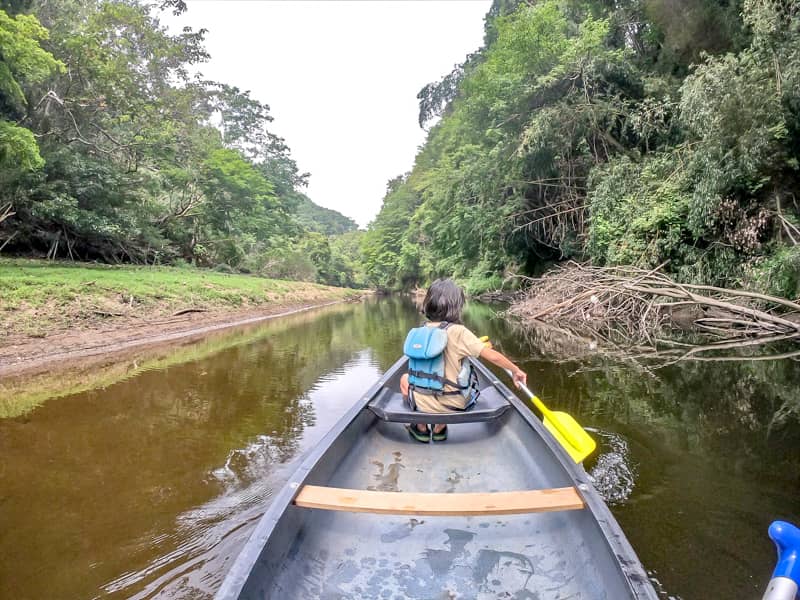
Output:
top-left (0, 0), bottom-right (361, 287)
top-left (295, 195), bottom-right (357, 236)
top-left (364, 0), bottom-right (800, 297)
top-left (0, 8), bottom-right (62, 171)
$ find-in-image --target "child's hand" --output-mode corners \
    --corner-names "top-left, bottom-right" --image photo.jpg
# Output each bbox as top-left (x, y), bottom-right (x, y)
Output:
top-left (512, 368), bottom-right (528, 387)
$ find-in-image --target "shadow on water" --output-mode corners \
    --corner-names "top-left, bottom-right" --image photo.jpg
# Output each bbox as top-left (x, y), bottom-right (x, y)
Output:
top-left (0, 296), bottom-right (798, 600)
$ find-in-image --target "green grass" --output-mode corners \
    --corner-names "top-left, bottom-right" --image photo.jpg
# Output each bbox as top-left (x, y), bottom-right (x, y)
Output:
top-left (0, 258), bottom-right (359, 337)
top-left (0, 258), bottom-right (345, 307)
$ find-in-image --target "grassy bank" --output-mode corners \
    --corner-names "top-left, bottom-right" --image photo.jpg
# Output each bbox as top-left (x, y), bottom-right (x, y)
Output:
top-left (0, 302), bottom-right (359, 419)
top-left (1, 258), bottom-right (361, 339)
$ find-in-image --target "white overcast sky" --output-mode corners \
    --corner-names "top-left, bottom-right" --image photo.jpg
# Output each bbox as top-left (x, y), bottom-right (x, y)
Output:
top-left (162, 0), bottom-right (492, 228)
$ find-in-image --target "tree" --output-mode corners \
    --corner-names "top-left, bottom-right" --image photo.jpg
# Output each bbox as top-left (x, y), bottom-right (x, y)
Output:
top-left (0, 0), bottom-right (321, 267)
top-left (367, 0), bottom-right (800, 296)
top-left (0, 9), bottom-right (62, 171)
top-left (295, 195), bottom-right (357, 236)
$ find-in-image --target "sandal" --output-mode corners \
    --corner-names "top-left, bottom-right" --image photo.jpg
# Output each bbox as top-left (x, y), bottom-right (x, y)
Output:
top-left (432, 425), bottom-right (448, 442)
top-left (407, 425), bottom-right (430, 443)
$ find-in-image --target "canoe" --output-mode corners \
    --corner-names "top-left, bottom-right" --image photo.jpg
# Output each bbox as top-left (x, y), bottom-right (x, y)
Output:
top-left (216, 357), bottom-right (658, 599)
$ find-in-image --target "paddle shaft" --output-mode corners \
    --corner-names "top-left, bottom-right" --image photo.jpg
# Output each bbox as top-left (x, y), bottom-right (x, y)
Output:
top-left (504, 369), bottom-right (580, 449)
top-left (518, 383), bottom-right (552, 418)
top-left (504, 369), bottom-right (551, 418)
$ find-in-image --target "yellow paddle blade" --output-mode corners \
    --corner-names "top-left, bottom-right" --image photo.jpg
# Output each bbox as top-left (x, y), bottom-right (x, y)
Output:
top-left (502, 367), bottom-right (597, 463)
top-left (542, 410), bottom-right (597, 463)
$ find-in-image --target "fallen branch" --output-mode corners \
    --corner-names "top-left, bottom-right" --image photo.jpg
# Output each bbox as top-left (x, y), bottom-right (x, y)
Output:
top-left (171, 307), bottom-right (209, 316)
top-left (0, 230), bottom-right (19, 253)
top-left (507, 262), bottom-right (800, 366)
top-left (0, 202), bottom-right (14, 224)
top-left (622, 283), bottom-right (800, 331)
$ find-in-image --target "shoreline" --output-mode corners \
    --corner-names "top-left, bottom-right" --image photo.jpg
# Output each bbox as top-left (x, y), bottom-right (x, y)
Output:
top-left (0, 258), bottom-right (367, 380)
top-left (0, 300), bottom-right (356, 379)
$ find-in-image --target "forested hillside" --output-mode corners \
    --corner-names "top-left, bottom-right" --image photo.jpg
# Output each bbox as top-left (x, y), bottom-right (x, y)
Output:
top-left (295, 195), bottom-right (357, 236)
top-left (363, 0), bottom-right (800, 297)
top-left (0, 0), bottom-right (362, 287)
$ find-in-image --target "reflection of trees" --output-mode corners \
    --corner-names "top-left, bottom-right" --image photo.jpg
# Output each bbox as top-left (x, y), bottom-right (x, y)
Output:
top-left (355, 295), bottom-right (423, 368)
top-left (459, 304), bottom-right (800, 480)
top-left (5, 297), bottom-right (798, 598)
top-left (512, 347), bottom-right (800, 479)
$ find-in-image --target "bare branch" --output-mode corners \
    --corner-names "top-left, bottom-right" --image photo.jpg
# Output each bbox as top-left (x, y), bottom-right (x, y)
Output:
top-left (507, 263), bottom-right (800, 367)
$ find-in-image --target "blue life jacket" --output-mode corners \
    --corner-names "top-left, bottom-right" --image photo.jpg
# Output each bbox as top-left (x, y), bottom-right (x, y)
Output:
top-left (403, 323), bottom-right (480, 408)
top-left (403, 322), bottom-right (460, 393)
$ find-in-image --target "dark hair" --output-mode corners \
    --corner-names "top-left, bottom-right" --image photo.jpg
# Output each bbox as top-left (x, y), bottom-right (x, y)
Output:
top-left (422, 278), bottom-right (465, 324)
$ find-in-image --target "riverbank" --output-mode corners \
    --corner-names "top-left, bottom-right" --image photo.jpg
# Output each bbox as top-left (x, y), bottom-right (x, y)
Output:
top-left (0, 259), bottom-right (363, 377)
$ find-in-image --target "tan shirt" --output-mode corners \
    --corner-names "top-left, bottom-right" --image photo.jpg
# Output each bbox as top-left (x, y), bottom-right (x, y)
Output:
top-left (410, 322), bottom-right (486, 413)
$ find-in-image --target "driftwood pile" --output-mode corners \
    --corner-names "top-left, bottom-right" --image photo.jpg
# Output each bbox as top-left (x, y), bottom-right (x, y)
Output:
top-left (508, 262), bottom-right (800, 365)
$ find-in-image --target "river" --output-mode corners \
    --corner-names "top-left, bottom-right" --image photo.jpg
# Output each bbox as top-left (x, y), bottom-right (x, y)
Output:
top-left (0, 297), bottom-right (797, 599)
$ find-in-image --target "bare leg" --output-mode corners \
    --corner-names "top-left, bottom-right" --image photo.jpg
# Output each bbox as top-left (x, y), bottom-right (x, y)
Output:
top-left (400, 374), bottom-right (428, 434)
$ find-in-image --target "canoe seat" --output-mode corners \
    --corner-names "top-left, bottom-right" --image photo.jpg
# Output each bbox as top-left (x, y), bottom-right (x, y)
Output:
top-left (367, 385), bottom-right (510, 424)
top-left (294, 485), bottom-right (585, 516)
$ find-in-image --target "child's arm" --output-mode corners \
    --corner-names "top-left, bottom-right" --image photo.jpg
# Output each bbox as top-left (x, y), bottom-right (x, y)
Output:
top-left (479, 347), bottom-right (528, 387)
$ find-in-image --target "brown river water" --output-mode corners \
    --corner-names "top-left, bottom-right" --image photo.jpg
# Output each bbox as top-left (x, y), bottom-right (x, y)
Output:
top-left (0, 297), bottom-right (798, 599)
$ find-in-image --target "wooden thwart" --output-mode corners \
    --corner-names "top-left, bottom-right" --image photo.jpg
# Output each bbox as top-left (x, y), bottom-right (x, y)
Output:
top-left (294, 485), bottom-right (585, 516)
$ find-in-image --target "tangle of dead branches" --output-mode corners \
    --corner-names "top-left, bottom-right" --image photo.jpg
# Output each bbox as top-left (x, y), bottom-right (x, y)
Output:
top-left (507, 262), bottom-right (800, 367)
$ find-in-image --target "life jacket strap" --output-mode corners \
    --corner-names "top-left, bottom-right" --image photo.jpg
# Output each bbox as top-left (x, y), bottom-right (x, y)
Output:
top-left (407, 369), bottom-right (463, 390)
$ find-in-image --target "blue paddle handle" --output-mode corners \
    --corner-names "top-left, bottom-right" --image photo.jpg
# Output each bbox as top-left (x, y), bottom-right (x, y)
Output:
top-left (763, 521), bottom-right (800, 600)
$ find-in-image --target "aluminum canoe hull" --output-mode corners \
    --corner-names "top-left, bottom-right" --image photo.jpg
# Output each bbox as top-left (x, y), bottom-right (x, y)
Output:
top-left (216, 357), bottom-right (657, 599)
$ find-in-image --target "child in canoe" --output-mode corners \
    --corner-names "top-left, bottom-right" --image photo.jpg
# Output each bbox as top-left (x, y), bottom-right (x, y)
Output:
top-left (400, 278), bottom-right (527, 442)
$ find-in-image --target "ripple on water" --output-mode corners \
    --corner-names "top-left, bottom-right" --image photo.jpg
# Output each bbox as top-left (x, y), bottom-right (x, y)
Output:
top-left (211, 432), bottom-right (295, 485)
top-left (101, 351), bottom-right (381, 599)
top-left (586, 428), bottom-right (637, 505)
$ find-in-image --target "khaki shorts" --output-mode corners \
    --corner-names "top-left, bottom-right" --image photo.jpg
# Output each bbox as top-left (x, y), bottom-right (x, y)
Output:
top-left (408, 389), bottom-right (467, 413)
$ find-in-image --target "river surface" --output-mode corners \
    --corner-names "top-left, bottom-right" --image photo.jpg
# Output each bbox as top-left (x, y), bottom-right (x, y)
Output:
top-left (0, 297), bottom-right (798, 599)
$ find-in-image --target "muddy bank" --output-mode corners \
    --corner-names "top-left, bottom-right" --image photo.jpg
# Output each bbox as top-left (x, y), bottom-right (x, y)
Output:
top-left (0, 300), bottom-right (370, 419)
top-left (0, 300), bottom-right (359, 379)
top-left (1, 259), bottom-right (367, 374)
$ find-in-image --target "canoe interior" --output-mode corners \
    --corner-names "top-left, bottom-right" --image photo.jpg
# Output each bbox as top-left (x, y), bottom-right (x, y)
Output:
top-left (229, 361), bottom-right (651, 599)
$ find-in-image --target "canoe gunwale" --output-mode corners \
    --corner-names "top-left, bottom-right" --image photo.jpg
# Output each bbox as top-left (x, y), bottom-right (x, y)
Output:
top-left (467, 358), bottom-right (658, 599)
top-left (215, 356), bottom-right (658, 599)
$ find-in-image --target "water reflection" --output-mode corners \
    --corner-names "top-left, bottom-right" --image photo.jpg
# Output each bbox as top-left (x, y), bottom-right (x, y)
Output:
top-left (105, 353), bottom-right (381, 599)
top-left (0, 296), bottom-right (798, 600)
top-left (0, 299), bottom-right (419, 600)
top-left (483, 313), bottom-right (800, 600)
